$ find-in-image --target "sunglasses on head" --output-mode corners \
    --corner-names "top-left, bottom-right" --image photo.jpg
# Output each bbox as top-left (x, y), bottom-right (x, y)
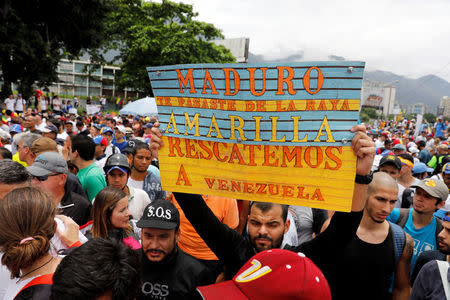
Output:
top-left (33, 173), bottom-right (61, 181)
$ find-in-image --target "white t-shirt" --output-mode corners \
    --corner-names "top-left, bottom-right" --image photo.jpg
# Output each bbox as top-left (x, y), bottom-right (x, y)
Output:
top-left (94, 156), bottom-right (107, 174)
top-left (40, 98), bottom-right (47, 111)
top-left (128, 177), bottom-right (144, 190)
top-left (15, 98), bottom-right (25, 112)
top-left (281, 211), bottom-right (299, 248)
top-left (4, 98), bottom-right (15, 111)
top-left (105, 144), bottom-right (120, 157)
top-left (35, 119), bottom-right (47, 131)
top-left (57, 131), bottom-right (69, 141)
top-left (128, 186), bottom-right (152, 220)
top-left (3, 273), bottom-right (35, 300)
top-left (53, 99), bottom-right (61, 111)
top-left (375, 139), bottom-right (384, 149)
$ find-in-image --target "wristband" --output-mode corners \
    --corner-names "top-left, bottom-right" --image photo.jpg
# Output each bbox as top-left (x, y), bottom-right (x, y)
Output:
top-left (69, 240), bottom-right (82, 248)
top-left (355, 171), bottom-right (373, 185)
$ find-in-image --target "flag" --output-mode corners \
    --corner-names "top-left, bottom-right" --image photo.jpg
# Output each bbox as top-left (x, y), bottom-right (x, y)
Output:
top-left (116, 98), bottom-right (123, 105)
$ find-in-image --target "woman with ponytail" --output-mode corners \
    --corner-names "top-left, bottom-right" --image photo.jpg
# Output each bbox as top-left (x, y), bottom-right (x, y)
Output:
top-left (0, 187), bottom-right (79, 299)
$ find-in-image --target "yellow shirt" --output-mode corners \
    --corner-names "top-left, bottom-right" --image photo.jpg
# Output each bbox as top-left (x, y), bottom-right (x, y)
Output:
top-left (12, 152), bottom-right (28, 167)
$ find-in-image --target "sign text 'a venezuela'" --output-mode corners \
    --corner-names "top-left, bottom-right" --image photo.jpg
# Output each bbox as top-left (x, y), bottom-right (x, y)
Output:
top-left (147, 62), bottom-right (365, 211)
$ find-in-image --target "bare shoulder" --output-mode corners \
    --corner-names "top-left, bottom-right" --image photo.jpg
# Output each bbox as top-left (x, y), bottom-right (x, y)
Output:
top-left (403, 232), bottom-right (414, 258)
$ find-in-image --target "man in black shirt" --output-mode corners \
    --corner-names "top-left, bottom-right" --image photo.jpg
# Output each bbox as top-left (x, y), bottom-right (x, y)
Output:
top-left (136, 200), bottom-right (214, 300)
top-left (151, 123), bottom-right (376, 296)
top-left (333, 172), bottom-right (413, 300)
top-left (410, 210), bottom-right (450, 299)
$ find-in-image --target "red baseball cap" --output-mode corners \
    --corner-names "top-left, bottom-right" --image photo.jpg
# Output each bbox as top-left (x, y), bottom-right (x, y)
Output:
top-left (392, 139), bottom-right (401, 145)
top-left (197, 249), bottom-right (331, 300)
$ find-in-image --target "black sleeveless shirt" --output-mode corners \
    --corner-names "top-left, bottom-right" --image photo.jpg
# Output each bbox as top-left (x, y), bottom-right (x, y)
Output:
top-left (333, 226), bottom-right (395, 300)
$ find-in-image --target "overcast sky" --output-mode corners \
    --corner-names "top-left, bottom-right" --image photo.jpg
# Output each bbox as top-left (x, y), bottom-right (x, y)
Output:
top-left (181, 0), bottom-right (450, 82)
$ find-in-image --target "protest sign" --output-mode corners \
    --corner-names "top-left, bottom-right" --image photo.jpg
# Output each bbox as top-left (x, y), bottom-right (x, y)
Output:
top-left (147, 62), bottom-right (365, 211)
top-left (86, 104), bottom-right (100, 115)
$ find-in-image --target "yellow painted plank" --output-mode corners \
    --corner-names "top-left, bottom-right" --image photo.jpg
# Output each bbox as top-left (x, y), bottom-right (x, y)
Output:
top-left (158, 136), bottom-right (356, 212)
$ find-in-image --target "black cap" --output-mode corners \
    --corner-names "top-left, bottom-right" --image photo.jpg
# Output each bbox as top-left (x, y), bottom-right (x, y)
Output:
top-left (136, 200), bottom-right (180, 230)
top-left (379, 155), bottom-right (402, 170)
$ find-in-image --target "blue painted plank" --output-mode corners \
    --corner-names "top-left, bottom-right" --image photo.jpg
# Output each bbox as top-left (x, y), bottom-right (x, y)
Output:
top-left (148, 62), bottom-right (364, 146)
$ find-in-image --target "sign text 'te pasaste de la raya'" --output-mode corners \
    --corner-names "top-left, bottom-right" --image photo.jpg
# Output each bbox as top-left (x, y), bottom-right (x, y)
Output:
top-left (147, 62), bottom-right (365, 211)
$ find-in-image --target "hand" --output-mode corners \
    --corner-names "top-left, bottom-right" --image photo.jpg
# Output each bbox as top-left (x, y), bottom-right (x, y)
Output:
top-left (150, 121), bottom-right (164, 151)
top-left (55, 215), bottom-right (80, 247)
top-left (351, 124), bottom-right (375, 176)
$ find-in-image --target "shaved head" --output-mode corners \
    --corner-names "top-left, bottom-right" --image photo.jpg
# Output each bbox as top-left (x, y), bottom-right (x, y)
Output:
top-left (368, 172), bottom-right (398, 196)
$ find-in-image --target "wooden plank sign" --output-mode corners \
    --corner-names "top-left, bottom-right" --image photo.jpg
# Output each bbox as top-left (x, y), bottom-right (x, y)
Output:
top-left (147, 62), bottom-right (365, 211)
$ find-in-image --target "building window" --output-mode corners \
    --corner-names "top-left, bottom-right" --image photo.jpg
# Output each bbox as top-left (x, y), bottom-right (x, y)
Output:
top-left (74, 75), bottom-right (87, 85)
top-left (75, 86), bottom-right (87, 96)
top-left (74, 63), bottom-right (87, 74)
top-left (59, 62), bottom-right (73, 73)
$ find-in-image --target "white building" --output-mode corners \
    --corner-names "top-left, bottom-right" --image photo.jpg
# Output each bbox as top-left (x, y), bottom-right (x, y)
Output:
top-left (407, 102), bottom-right (427, 115)
top-left (361, 80), bottom-right (397, 116)
top-left (439, 96), bottom-right (450, 117)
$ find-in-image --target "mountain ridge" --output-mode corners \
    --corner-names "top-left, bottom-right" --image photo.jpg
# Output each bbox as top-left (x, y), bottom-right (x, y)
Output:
top-left (247, 52), bottom-right (450, 112)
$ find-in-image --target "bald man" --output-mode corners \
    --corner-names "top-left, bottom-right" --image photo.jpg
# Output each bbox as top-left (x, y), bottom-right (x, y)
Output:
top-left (333, 172), bottom-right (413, 300)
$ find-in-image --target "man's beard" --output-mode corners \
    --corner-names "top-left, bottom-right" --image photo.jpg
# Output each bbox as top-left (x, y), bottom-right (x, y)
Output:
top-left (438, 238), bottom-right (450, 255)
top-left (251, 233), bottom-right (284, 253)
top-left (144, 239), bottom-right (177, 263)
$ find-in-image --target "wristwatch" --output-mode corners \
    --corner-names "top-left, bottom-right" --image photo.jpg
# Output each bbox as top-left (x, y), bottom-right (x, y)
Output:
top-left (355, 171), bottom-right (373, 184)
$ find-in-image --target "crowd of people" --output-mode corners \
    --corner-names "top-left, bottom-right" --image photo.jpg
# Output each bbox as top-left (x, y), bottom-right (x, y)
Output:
top-left (0, 94), bottom-right (449, 299)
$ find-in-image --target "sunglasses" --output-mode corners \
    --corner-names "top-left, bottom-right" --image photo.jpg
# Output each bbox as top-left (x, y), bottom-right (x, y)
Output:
top-left (33, 173), bottom-right (61, 181)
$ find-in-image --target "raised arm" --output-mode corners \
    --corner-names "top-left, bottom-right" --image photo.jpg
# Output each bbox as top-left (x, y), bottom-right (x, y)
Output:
top-left (351, 124), bottom-right (375, 212)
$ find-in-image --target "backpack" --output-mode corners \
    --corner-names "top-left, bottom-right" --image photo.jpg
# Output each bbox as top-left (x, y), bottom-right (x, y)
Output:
top-left (401, 188), bottom-right (414, 208)
top-left (388, 221), bottom-right (406, 292)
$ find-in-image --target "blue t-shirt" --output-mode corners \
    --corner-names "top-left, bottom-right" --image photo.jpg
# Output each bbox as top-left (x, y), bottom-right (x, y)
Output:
top-left (387, 208), bottom-right (437, 271)
top-left (114, 140), bottom-right (128, 153)
top-left (435, 122), bottom-right (446, 138)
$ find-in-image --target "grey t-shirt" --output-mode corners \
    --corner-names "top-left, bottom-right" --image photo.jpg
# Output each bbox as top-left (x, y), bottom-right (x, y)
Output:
top-left (289, 206), bottom-right (328, 245)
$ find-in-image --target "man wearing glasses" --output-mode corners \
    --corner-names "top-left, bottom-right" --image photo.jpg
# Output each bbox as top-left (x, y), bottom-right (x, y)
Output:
top-left (27, 152), bottom-right (91, 226)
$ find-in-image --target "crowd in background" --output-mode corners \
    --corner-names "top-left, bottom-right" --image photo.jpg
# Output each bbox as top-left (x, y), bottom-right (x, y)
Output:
top-left (0, 92), bottom-right (449, 299)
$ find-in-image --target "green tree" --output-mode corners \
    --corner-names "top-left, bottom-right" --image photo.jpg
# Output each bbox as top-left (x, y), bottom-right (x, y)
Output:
top-left (423, 112), bottom-right (436, 124)
top-left (360, 107), bottom-right (378, 120)
top-left (360, 112), bottom-right (370, 123)
top-left (0, 0), bottom-right (111, 99)
top-left (404, 113), bottom-right (416, 121)
top-left (97, 0), bottom-right (235, 95)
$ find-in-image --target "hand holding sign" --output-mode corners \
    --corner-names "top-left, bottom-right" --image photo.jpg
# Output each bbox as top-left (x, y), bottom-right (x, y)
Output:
top-left (351, 124), bottom-right (375, 176)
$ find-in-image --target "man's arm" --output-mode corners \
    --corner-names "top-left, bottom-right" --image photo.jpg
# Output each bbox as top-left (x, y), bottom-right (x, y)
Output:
top-left (392, 233), bottom-right (413, 300)
top-left (173, 192), bottom-right (251, 274)
top-left (351, 124), bottom-right (375, 212)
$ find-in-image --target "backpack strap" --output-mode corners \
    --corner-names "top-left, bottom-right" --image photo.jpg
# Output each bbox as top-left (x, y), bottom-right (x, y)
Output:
top-left (388, 222), bottom-right (406, 292)
top-left (436, 260), bottom-right (450, 299)
top-left (436, 217), bottom-right (443, 245)
top-left (396, 208), bottom-right (410, 228)
top-left (389, 221), bottom-right (406, 268)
